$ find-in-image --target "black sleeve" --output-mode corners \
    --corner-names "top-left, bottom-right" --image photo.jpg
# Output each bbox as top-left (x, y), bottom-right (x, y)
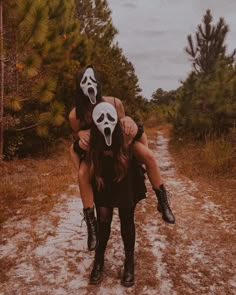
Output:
top-left (133, 124), bottom-right (144, 142)
top-left (73, 138), bottom-right (86, 158)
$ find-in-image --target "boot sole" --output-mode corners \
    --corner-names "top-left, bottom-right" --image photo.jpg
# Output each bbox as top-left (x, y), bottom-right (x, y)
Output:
top-left (121, 280), bottom-right (134, 287)
top-left (158, 207), bottom-right (175, 224)
top-left (162, 216), bottom-right (175, 224)
top-left (89, 275), bottom-right (103, 285)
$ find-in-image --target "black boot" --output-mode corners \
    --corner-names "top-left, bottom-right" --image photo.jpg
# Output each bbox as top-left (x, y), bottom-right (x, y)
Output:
top-left (89, 254), bottom-right (104, 285)
top-left (83, 207), bottom-right (98, 251)
top-left (121, 252), bottom-right (134, 287)
top-left (154, 184), bottom-right (175, 224)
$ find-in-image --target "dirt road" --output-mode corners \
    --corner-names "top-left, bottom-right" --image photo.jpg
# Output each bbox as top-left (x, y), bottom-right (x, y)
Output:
top-left (1, 130), bottom-right (235, 295)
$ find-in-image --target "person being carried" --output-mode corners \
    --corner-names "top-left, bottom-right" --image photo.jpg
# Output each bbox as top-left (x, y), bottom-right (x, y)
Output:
top-left (69, 65), bottom-right (175, 251)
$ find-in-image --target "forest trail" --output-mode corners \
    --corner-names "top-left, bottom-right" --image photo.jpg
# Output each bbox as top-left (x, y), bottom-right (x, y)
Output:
top-left (1, 129), bottom-right (235, 295)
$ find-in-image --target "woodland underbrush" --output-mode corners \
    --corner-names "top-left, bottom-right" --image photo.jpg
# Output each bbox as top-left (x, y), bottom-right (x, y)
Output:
top-left (168, 129), bottom-right (236, 180)
top-left (0, 139), bottom-right (77, 227)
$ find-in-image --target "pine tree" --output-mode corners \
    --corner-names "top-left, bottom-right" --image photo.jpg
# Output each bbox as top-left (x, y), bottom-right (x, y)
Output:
top-left (3, 0), bottom-right (88, 157)
top-left (173, 10), bottom-right (236, 138)
top-left (174, 64), bottom-right (236, 137)
top-left (151, 88), bottom-right (176, 106)
top-left (75, 0), bottom-right (146, 120)
top-left (0, 0), bottom-right (4, 157)
top-left (75, 0), bottom-right (117, 49)
top-left (185, 9), bottom-right (236, 74)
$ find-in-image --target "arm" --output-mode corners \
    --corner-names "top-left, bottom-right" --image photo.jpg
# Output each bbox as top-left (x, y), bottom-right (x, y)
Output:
top-left (114, 97), bottom-right (148, 146)
top-left (113, 98), bottom-right (138, 139)
top-left (118, 101), bottom-right (148, 146)
top-left (68, 107), bottom-right (90, 151)
top-left (114, 98), bottom-right (125, 119)
top-left (69, 107), bottom-right (80, 133)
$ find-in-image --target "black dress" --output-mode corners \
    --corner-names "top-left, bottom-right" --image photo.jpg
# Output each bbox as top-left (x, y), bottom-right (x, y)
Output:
top-left (72, 121), bottom-right (146, 208)
top-left (93, 153), bottom-right (146, 208)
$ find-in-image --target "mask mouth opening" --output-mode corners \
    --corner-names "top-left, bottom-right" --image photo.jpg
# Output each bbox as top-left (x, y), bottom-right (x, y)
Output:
top-left (104, 127), bottom-right (112, 146)
top-left (88, 87), bottom-right (96, 104)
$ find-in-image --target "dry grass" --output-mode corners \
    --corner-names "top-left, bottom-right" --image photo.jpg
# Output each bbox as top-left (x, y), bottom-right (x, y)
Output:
top-left (0, 139), bottom-right (77, 227)
top-left (168, 130), bottom-right (236, 213)
top-left (202, 136), bottom-right (235, 172)
top-left (168, 136), bottom-right (236, 181)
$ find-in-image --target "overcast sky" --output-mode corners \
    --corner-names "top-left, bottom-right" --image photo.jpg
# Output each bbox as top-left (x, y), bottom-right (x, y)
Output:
top-left (107, 0), bottom-right (236, 99)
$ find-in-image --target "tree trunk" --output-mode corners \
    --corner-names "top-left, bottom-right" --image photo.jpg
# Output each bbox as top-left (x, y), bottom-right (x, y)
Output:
top-left (0, 0), bottom-right (4, 157)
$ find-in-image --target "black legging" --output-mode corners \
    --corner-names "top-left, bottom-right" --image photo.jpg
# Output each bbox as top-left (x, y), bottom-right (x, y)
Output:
top-left (95, 206), bottom-right (136, 257)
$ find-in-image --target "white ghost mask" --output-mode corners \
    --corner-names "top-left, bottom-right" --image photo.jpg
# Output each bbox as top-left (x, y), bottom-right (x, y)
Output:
top-left (80, 67), bottom-right (98, 104)
top-left (92, 102), bottom-right (118, 146)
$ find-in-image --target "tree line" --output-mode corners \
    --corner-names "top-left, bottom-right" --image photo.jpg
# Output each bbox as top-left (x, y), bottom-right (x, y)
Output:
top-left (1, 4), bottom-right (235, 159)
top-left (0, 0), bottom-right (146, 158)
top-left (151, 9), bottom-right (236, 140)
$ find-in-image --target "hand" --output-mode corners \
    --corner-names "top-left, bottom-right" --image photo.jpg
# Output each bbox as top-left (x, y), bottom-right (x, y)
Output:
top-left (78, 129), bottom-right (90, 150)
top-left (121, 116), bottom-right (138, 138)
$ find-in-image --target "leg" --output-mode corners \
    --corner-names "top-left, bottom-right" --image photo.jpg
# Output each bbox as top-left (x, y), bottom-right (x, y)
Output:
top-left (78, 160), bottom-right (94, 208)
top-left (78, 161), bottom-right (99, 250)
top-left (70, 145), bottom-right (98, 250)
top-left (119, 206), bottom-right (136, 287)
top-left (133, 141), bottom-right (175, 224)
top-left (70, 145), bottom-right (94, 208)
top-left (133, 141), bottom-right (162, 188)
top-left (90, 207), bottom-right (113, 284)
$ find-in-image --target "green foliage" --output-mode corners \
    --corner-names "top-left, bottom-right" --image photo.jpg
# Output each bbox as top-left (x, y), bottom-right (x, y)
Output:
top-left (17, 0), bottom-right (49, 45)
top-left (149, 88), bottom-right (179, 124)
top-left (185, 9), bottom-right (236, 74)
top-left (3, 0), bottom-right (146, 158)
top-left (23, 54), bottom-right (41, 77)
top-left (75, 0), bottom-right (147, 122)
top-left (33, 78), bottom-right (57, 103)
top-left (7, 96), bottom-right (22, 112)
top-left (173, 63), bottom-right (236, 137)
top-left (2, 0), bottom-right (91, 158)
top-left (151, 88), bottom-right (176, 105)
top-left (172, 10), bottom-right (236, 139)
top-left (75, 0), bottom-right (117, 48)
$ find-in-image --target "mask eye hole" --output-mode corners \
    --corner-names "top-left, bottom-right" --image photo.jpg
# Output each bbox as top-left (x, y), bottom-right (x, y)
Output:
top-left (81, 76), bottom-right (87, 84)
top-left (97, 113), bottom-right (104, 123)
top-left (90, 77), bottom-right (97, 84)
top-left (107, 113), bottom-right (115, 122)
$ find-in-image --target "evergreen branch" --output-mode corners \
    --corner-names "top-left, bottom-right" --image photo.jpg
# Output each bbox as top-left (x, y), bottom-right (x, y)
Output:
top-left (16, 123), bottom-right (38, 131)
top-left (15, 0), bottom-right (34, 27)
top-left (198, 25), bottom-right (206, 39)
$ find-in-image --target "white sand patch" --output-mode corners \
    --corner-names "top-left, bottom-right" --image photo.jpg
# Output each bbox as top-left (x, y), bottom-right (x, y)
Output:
top-left (187, 240), bottom-right (209, 263)
top-left (229, 277), bottom-right (236, 288)
top-left (141, 183), bottom-right (176, 295)
top-left (202, 197), bottom-right (236, 233)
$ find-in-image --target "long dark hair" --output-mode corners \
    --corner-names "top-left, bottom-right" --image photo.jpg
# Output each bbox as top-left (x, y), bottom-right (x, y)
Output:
top-left (87, 121), bottom-right (129, 190)
top-left (75, 65), bottom-right (102, 127)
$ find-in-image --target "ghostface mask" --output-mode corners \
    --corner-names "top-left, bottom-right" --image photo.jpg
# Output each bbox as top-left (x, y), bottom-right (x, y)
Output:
top-left (80, 67), bottom-right (98, 104)
top-left (92, 102), bottom-right (118, 146)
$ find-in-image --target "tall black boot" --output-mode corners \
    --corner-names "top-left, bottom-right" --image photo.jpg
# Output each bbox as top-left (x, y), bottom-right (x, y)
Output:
top-left (121, 251), bottom-right (134, 287)
top-left (89, 253), bottom-right (104, 284)
top-left (154, 184), bottom-right (175, 224)
top-left (83, 207), bottom-right (98, 251)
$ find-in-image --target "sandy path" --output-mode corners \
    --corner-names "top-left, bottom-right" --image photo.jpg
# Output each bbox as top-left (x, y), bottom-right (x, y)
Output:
top-left (0, 130), bottom-right (235, 295)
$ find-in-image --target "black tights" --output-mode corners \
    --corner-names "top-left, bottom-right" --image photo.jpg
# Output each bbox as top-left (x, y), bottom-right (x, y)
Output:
top-left (95, 206), bottom-right (136, 257)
